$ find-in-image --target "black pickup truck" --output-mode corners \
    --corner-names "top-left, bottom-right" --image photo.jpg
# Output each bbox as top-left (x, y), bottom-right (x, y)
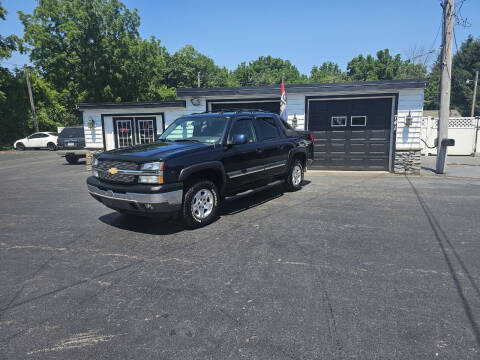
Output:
top-left (87, 111), bottom-right (313, 228)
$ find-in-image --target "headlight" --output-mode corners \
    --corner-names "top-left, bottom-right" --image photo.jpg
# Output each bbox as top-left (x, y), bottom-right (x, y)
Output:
top-left (140, 162), bottom-right (163, 171)
top-left (92, 158), bottom-right (99, 167)
top-left (139, 162), bottom-right (164, 184)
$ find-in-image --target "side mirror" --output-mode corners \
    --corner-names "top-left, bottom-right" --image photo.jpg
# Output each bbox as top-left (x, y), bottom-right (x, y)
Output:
top-left (231, 134), bottom-right (247, 145)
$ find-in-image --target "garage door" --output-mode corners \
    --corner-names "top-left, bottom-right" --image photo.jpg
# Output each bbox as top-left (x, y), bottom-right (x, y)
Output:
top-left (307, 97), bottom-right (393, 170)
top-left (210, 101), bottom-right (280, 113)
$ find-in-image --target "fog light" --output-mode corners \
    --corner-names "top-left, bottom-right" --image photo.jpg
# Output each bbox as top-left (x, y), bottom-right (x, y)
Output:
top-left (139, 175), bottom-right (162, 184)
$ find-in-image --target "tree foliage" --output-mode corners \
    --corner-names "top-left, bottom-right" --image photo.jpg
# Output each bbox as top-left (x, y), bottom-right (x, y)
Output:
top-left (347, 49), bottom-right (427, 81)
top-left (425, 36), bottom-right (480, 116)
top-left (166, 45), bottom-right (231, 88)
top-left (309, 62), bottom-right (344, 83)
top-left (231, 56), bottom-right (304, 86)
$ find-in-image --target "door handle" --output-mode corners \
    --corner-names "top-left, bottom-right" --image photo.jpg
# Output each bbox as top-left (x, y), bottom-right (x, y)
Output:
top-left (256, 148), bottom-right (263, 154)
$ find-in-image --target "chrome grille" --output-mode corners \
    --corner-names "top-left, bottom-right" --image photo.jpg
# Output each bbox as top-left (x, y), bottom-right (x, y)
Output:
top-left (98, 160), bottom-right (138, 184)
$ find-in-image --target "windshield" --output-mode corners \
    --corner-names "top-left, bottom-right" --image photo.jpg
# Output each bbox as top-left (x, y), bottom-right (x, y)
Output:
top-left (159, 116), bottom-right (227, 144)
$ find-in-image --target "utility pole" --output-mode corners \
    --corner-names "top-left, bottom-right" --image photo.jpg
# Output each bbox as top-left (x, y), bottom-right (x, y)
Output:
top-left (197, 72), bottom-right (201, 88)
top-left (436, 0), bottom-right (454, 174)
top-left (470, 70), bottom-right (478, 117)
top-left (24, 64), bottom-right (39, 132)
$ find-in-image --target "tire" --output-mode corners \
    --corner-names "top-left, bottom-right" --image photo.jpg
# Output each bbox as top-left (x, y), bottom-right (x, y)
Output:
top-left (182, 179), bottom-right (219, 228)
top-left (65, 154), bottom-right (78, 164)
top-left (47, 142), bottom-right (57, 151)
top-left (16, 142), bottom-right (25, 151)
top-left (285, 159), bottom-right (304, 192)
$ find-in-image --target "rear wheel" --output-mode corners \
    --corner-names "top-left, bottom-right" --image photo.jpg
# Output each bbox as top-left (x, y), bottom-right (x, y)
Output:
top-left (16, 142), bottom-right (25, 151)
top-left (47, 142), bottom-right (57, 151)
top-left (182, 179), bottom-right (219, 228)
top-left (65, 154), bottom-right (78, 164)
top-left (285, 159), bottom-right (304, 192)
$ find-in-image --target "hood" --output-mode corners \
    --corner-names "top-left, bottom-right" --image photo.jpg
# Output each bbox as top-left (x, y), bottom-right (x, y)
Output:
top-left (99, 141), bottom-right (212, 162)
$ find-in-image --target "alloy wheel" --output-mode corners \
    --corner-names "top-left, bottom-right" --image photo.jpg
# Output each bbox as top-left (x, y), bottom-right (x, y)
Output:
top-left (292, 165), bottom-right (302, 186)
top-left (191, 188), bottom-right (214, 220)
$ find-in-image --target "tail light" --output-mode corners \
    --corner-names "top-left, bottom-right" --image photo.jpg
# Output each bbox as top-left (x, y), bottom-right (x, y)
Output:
top-left (308, 133), bottom-right (315, 146)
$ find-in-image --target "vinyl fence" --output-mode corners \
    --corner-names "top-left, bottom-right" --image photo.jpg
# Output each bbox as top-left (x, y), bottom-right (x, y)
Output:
top-left (420, 117), bottom-right (480, 156)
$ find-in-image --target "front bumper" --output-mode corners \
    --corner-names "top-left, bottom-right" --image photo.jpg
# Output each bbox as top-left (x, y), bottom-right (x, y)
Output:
top-left (87, 179), bottom-right (183, 214)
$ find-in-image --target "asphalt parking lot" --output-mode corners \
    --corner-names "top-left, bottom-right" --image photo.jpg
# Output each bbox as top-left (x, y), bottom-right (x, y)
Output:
top-left (1, 151), bottom-right (480, 359)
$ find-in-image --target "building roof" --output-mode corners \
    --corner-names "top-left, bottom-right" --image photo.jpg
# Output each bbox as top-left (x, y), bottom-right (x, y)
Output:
top-left (177, 78), bottom-right (429, 98)
top-left (77, 100), bottom-right (186, 111)
top-left (423, 109), bottom-right (462, 118)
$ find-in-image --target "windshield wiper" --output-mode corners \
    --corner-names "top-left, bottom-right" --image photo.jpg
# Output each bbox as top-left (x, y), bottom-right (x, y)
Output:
top-left (173, 139), bottom-right (200, 143)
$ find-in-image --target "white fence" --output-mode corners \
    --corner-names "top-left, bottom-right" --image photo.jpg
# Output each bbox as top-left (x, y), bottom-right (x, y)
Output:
top-left (420, 117), bottom-right (480, 156)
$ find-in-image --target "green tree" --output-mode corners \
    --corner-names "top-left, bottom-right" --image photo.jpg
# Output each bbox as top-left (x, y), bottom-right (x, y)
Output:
top-left (166, 45), bottom-right (232, 88)
top-left (347, 49), bottom-right (427, 81)
top-left (309, 62), bottom-right (344, 83)
top-left (450, 36), bottom-right (480, 116)
top-left (19, 0), bottom-right (175, 107)
top-left (425, 36), bottom-right (480, 116)
top-left (231, 56), bottom-right (302, 86)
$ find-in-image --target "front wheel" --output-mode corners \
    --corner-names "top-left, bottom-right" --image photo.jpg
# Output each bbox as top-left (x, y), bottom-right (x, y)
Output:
top-left (285, 159), bottom-right (304, 192)
top-left (16, 143), bottom-right (25, 151)
top-left (182, 179), bottom-right (219, 228)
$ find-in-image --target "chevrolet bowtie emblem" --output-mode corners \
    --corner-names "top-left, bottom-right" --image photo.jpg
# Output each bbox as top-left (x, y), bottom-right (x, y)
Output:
top-left (107, 168), bottom-right (118, 175)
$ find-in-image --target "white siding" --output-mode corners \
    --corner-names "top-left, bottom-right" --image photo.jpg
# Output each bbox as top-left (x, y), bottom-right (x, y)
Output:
top-left (82, 110), bottom-right (103, 150)
top-left (396, 89), bottom-right (424, 150)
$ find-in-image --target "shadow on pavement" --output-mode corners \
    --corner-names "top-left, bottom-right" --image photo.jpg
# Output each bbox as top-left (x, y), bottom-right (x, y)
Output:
top-left (98, 181), bottom-right (311, 235)
top-left (407, 176), bottom-right (480, 348)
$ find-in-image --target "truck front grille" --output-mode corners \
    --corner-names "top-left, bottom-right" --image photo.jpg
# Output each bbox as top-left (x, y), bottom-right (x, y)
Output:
top-left (98, 160), bottom-right (138, 184)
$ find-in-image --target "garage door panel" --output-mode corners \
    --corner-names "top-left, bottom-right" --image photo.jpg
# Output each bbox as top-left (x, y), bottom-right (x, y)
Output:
top-left (308, 97), bottom-right (392, 171)
top-left (330, 131), bottom-right (347, 140)
top-left (370, 143), bottom-right (388, 153)
top-left (350, 143), bottom-right (368, 153)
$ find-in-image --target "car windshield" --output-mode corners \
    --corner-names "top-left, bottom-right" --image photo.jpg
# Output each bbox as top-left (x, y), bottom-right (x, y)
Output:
top-left (159, 116), bottom-right (227, 144)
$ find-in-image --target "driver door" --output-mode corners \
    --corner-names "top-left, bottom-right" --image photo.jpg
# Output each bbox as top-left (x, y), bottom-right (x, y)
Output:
top-left (222, 117), bottom-right (263, 190)
top-left (27, 133), bottom-right (42, 148)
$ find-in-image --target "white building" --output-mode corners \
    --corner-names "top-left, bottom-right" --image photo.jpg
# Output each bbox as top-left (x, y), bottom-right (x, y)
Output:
top-left (77, 79), bottom-right (428, 174)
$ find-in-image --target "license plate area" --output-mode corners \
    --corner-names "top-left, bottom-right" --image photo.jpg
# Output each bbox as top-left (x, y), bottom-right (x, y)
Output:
top-left (67, 142), bottom-right (75, 146)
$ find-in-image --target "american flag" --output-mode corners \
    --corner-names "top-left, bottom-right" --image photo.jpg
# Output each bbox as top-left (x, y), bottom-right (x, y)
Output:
top-left (280, 75), bottom-right (287, 121)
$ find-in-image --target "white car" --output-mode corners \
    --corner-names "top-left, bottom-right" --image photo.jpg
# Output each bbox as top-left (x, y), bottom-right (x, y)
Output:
top-left (14, 132), bottom-right (58, 151)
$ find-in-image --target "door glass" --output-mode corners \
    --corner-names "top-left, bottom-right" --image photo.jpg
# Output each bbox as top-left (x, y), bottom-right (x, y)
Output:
top-left (331, 116), bottom-right (347, 127)
top-left (351, 116), bottom-right (367, 126)
top-left (137, 119), bottom-right (155, 144)
top-left (229, 118), bottom-right (256, 143)
top-left (116, 119), bottom-right (133, 148)
top-left (256, 117), bottom-right (280, 140)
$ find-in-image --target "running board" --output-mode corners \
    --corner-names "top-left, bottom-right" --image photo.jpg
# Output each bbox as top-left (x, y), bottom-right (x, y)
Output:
top-left (226, 179), bottom-right (285, 199)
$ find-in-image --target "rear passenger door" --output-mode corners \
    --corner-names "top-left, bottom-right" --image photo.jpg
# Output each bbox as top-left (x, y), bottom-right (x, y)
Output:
top-left (254, 116), bottom-right (290, 177)
top-left (222, 117), bottom-right (263, 189)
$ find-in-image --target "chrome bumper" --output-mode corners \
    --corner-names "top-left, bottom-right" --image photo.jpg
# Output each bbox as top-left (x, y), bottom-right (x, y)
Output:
top-left (87, 184), bottom-right (183, 213)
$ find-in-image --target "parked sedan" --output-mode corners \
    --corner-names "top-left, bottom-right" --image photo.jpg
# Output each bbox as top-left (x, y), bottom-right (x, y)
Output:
top-left (14, 132), bottom-right (58, 151)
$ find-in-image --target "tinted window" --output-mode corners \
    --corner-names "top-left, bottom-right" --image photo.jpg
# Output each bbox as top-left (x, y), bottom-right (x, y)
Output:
top-left (38, 133), bottom-right (49, 138)
top-left (256, 117), bottom-right (280, 140)
top-left (48, 132), bottom-right (58, 136)
top-left (29, 133), bottom-right (42, 139)
top-left (59, 127), bottom-right (84, 138)
top-left (229, 118), bottom-right (256, 143)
